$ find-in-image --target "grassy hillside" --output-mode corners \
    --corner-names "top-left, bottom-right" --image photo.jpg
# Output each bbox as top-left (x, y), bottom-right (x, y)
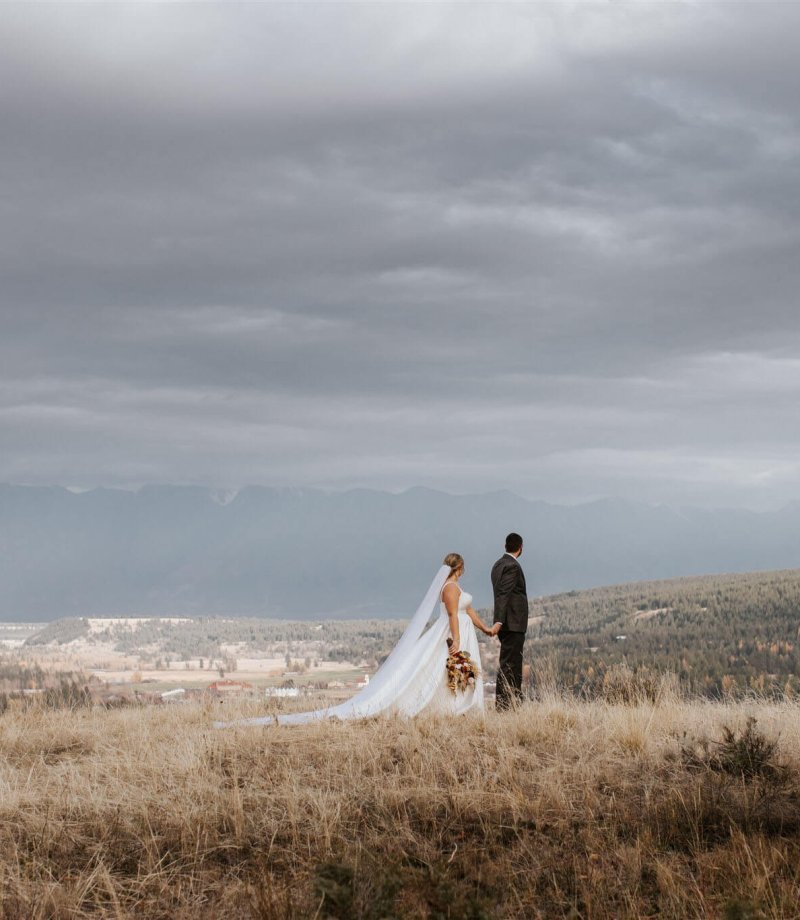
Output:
top-left (1, 696), bottom-right (800, 918)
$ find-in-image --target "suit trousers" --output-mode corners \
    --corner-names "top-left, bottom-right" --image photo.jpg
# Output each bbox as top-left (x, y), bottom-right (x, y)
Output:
top-left (496, 628), bottom-right (525, 710)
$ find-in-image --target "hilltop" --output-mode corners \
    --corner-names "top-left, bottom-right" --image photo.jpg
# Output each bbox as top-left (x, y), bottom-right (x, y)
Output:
top-left (1, 696), bottom-right (799, 918)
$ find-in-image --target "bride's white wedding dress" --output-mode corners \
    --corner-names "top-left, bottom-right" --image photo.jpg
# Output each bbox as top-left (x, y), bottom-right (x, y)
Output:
top-left (390, 581), bottom-right (484, 717)
top-left (215, 565), bottom-right (484, 728)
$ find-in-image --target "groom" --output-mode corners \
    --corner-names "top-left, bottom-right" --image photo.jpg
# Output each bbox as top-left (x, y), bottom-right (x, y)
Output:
top-left (491, 532), bottom-right (528, 710)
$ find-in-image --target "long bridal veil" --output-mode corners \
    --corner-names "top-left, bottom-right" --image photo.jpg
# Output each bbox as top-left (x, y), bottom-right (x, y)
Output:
top-left (214, 564), bottom-right (450, 728)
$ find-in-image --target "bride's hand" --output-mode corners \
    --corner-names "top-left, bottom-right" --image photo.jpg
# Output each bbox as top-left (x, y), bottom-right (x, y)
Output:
top-left (489, 623), bottom-right (502, 637)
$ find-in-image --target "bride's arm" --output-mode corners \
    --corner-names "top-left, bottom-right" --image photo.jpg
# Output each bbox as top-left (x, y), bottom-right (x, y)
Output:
top-left (466, 605), bottom-right (501, 637)
top-left (442, 583), bottom-right (461, 653)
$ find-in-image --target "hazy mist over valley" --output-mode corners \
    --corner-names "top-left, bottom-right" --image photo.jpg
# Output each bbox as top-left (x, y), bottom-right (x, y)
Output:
top-left (2, 482), bottom-right (799, 621)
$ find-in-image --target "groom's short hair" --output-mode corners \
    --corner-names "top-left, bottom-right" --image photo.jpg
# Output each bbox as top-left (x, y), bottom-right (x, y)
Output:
top-left (505, 532), bottom-right (523, 553)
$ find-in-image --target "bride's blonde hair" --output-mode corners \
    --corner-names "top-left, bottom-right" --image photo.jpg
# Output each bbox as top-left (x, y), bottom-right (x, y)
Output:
top-left (443, 552), bottom-right (464, 575)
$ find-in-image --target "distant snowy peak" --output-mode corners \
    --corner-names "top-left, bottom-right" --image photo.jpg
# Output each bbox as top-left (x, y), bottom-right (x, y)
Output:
top-left (209, 489), bottom-right (239, 506)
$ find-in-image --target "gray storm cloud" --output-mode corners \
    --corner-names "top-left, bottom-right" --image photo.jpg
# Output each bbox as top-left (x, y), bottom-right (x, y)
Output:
top-left (1, 2), bottom-right (800, 508)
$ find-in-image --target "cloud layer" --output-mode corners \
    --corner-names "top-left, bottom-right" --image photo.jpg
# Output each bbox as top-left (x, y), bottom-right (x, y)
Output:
top-left (2, 2), bottom-right (800, 508)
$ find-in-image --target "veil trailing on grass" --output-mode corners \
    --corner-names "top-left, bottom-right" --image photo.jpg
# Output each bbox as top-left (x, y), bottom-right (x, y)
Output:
top-left (214, 564), bottom-right (451, 728)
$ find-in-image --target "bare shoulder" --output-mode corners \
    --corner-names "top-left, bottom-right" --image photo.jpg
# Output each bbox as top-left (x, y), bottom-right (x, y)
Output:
top-left (442, 581), bottom-right (460, 598)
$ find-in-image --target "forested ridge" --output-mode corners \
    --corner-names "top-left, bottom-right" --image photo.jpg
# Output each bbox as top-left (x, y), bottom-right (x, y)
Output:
top-left (520, 567), bottom-right (800, 697)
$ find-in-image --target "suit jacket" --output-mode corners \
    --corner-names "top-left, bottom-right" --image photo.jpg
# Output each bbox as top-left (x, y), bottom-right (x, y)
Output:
top-left (491, 554), bottom-right (528, 633)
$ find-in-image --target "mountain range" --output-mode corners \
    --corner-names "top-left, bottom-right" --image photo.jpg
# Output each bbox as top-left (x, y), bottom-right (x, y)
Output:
top-left (1, 484), bottom-right (799, 620)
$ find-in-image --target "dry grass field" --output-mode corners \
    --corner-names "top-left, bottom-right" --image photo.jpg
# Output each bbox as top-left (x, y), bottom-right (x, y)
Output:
top-left (2, 692), bottom-right (800, 919)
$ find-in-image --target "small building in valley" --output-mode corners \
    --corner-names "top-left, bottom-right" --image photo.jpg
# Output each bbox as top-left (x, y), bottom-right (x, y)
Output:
top-left (206, 679), bottom-right (253, 696)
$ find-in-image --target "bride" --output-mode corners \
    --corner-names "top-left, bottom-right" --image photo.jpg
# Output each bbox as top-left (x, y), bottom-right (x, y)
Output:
top-left (215, 553), bottom-right (499, 727)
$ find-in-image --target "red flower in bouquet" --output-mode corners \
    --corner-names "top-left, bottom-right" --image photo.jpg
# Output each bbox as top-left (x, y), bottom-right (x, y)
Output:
top-left (445, 648), bottom-right (479, 694)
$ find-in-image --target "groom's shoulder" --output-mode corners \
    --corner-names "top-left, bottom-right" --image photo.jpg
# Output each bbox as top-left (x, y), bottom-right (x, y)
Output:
top-left (492, 554), bottom-right (512, 571)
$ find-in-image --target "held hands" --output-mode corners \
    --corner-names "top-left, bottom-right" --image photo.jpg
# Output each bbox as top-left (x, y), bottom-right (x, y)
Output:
top-left (489, 623), bottom-right (502, 638)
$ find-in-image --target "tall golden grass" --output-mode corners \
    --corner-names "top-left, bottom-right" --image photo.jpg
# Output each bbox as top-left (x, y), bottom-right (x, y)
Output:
top-left (2, 690), bottom-right (800, 918)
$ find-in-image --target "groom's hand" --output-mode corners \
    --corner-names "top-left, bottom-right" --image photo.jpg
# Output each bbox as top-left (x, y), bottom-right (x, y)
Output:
top-left (490, 623), bottom-right (502, 638)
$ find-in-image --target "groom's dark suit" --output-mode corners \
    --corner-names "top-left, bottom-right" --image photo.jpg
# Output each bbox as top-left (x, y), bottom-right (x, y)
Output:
top-left (491, 553), bottom-right (528, 710)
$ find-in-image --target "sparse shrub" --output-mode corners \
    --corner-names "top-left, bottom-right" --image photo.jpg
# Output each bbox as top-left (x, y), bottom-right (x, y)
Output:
top-left (313, 862), bottom-right (355, 919)
top-left (723, 899), bottom-right (761, 920)
top-left (717, 717), bottom-right (783, 782)
top-left (682, 716), bottom-right (784, 783)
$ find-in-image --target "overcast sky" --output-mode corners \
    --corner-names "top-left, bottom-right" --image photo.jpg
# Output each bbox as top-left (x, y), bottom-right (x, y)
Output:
top-left (2, 2), bottom-right (799, 510)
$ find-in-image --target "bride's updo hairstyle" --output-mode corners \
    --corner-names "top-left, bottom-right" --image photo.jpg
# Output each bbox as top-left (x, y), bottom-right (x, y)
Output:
top-left (443, 553), bottom-right (464, 575)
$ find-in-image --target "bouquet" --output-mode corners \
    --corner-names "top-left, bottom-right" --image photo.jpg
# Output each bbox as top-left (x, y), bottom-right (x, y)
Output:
top-left (446, 644), bottom-right (479, 694)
